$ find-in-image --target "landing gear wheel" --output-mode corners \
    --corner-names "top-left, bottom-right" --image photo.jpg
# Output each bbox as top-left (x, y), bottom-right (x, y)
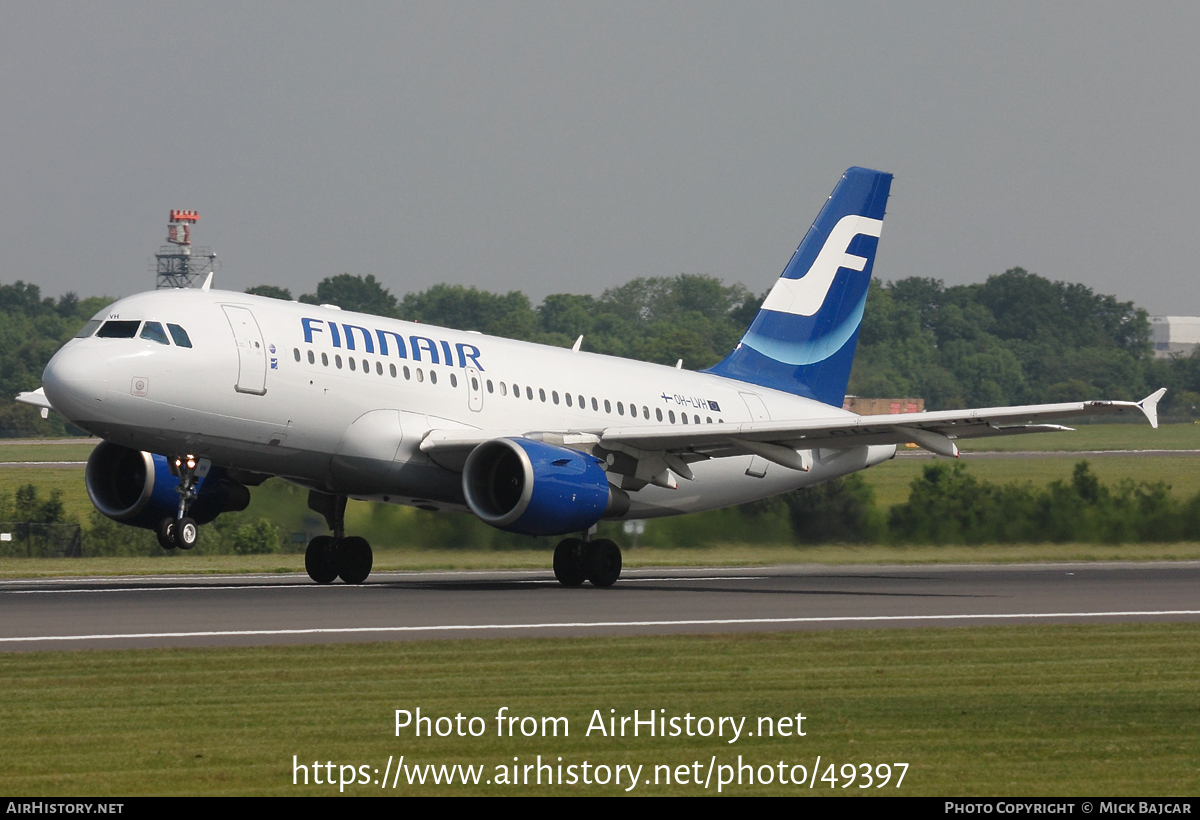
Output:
top-left (584, 539), bottom-right (622, 588)
top-left (174, 517), bottom-right (198, 550)
top-left (336, 536), bottom-right (373, 584)
top-left (305, 535), bottom-right (338, 584)
top-left (553, 538), bottom-right (587, 587)
top-left (156, 518), bottom-right (178, 550)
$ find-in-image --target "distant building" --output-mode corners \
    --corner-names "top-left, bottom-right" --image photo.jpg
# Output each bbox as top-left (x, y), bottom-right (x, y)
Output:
top-left (1150, 316), bottom-right (1200, 358)
top-left (842, 397), bottom-right (925, 415)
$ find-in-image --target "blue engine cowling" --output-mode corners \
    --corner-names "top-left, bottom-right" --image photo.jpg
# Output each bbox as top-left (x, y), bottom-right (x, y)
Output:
top-left (462, 438), bottom-right (628, 536)
top-left (85, 441), bottom-right (250, 530)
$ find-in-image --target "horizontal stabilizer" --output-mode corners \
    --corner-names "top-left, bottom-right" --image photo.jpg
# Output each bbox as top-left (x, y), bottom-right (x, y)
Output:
top-left (1138, 388), bottom-right (1167, 429)
top-left (15, 387), bottom-right (54, 418)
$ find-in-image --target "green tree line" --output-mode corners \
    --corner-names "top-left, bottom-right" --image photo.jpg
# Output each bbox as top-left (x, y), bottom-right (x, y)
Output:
top-left (248, 267), bottom-right (1200, 418)
top-left (5, 266), bottom-right (1200, 436)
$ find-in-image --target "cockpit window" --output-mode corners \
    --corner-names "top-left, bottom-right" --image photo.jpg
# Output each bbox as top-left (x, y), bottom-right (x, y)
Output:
top-left (140, 322), bottom-right (170, 345)
top-left (74, 319), bottom-right (102, 339)
top-left (96, 321), bottom-right (140, 338)
top-left (167, 324), bottom-right (192, 348)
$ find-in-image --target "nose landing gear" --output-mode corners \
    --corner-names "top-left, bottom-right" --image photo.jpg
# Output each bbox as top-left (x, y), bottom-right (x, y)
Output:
top-left (155, 454), bottom-right (201, 551)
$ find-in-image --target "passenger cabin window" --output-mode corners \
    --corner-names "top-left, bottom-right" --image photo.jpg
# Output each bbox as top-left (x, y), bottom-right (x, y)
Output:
top-left (75, 320), bottom-right (102, 338)
top-left (97, 321), bottom-right (140, 338)
top-left (166, 324), bottom-right (192, 348)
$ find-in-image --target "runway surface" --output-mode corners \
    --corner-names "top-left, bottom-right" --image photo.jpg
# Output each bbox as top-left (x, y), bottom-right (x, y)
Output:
top-left (1, 561), bottom-right (1198, 651)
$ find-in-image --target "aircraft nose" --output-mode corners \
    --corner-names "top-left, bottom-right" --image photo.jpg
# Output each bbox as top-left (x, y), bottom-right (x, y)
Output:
top-left (42, 344), bottom-right (109, 419)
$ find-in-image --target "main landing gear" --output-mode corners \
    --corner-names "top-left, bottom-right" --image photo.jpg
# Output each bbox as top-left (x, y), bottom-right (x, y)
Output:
top-left (553, 534), bottom-right (622, 588)
top-left (304, 490), bottom-right (373, 584)
top-left (156, 454), bottom-right (201, 551)
top-left (304, 534), bottom-right (373, 585)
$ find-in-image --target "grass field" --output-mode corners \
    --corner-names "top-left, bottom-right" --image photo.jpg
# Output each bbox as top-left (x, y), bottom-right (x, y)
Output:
top-left (0, 426), bottom-right (1196, 562)
top-left (868, 454), bottom-right (1200, 509)
top-left (1, 623), bottom-right (1197, 796)
top-left (3, 427), bottom-right (1198, 515)
top-left (958, 421), bottom-right (1200, 452)
top-left (0, 439), bottom-right (96, 463)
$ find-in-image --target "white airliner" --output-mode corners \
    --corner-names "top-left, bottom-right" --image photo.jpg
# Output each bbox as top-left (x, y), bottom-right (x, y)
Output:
top-left (19, 168), bottom-right (1164, 587)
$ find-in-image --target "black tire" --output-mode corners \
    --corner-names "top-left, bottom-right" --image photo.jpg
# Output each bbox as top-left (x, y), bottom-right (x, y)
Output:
top-left (305, 535), bottom-right (338, 584)
top-left (156, 518), bottom-right (177, 550)
top-left (553, 538), bottom-right (587, 587)
top-left (336, 536), bottom-right (373, 584)
top-left (584, 539), bottom-right (622, 588)
top-left (174, 517), bottom-right (198, 550)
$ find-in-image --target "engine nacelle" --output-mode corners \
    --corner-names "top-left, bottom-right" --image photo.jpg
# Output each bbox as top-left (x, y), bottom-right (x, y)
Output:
top-left (85, 441), bottom-right (250, 530)
top-left (462, 438), bottom-right (628, 536)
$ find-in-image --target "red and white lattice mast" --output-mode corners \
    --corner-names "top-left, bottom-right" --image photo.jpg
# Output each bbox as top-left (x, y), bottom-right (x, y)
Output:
top-left (154, 210), bottom-right (217, 289)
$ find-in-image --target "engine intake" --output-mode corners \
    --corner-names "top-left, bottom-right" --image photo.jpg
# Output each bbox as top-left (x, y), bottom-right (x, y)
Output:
top-left (462, 438), bottom-right (628, 536)
top-left (85, 441), bottom-right (249, 530)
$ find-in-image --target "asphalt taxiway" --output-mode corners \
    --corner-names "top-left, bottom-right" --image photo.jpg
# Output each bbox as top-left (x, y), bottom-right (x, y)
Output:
top-left (1, 561), bottom-right (1197, 651)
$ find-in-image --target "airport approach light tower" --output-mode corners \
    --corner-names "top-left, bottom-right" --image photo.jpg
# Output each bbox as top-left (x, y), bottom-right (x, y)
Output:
top-left (153, 210), bottom-right (218, 289)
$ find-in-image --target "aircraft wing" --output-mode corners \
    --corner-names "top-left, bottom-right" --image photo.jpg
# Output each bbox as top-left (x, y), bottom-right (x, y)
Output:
top-left (420, 389), bottom-right (1166, 479)
top-left (599, 389), bottom-right (1166, 463)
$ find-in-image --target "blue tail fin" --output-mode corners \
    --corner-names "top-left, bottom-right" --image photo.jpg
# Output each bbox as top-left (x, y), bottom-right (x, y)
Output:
top-left (705, 167), bottom-right (892, 406)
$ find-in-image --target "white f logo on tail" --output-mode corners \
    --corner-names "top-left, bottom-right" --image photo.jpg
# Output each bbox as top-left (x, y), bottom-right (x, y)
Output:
top-left (759, 215), bottom-right (883, 317)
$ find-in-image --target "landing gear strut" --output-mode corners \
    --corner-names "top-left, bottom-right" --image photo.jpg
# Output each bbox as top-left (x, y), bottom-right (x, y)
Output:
top-left (156, 454), bottom-right (200, 551)
top-left (305, 490), bottom-right (374, 584)
top-left (553, 533), bottom-right (621, 588)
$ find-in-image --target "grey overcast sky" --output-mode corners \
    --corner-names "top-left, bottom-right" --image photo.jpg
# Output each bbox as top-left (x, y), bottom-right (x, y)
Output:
top-left (1, 2), bottom-right (1197, 314)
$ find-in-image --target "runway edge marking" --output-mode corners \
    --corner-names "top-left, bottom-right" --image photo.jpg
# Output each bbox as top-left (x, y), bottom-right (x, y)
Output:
top-left (4, 610), bottom-right (1200, 643)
